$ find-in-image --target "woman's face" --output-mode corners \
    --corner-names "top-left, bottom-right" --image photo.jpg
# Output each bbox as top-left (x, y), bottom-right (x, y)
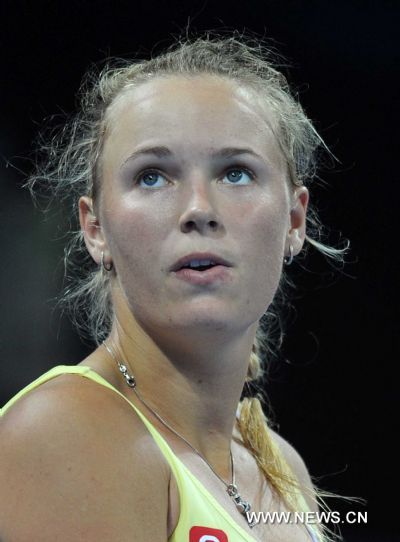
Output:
top-left (87, 75), bottom-right (308, 338)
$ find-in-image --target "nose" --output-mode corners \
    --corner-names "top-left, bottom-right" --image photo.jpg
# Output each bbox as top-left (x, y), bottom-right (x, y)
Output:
top-left (178, 177), bottom-right (222, 234)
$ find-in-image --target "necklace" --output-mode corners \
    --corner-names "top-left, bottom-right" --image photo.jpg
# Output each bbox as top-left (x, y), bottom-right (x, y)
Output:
top-left (103, 339), bottom-right (257, 528)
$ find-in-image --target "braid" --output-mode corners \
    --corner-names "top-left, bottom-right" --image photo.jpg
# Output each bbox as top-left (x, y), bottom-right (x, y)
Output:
top-left (237, 340), bottom-right (347, 542)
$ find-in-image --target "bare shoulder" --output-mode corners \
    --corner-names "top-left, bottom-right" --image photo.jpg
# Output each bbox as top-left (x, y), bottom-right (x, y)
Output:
top-left (0, 374), bottom-right (170, 541)
top-left (268, 427), bottom-right (319, 513)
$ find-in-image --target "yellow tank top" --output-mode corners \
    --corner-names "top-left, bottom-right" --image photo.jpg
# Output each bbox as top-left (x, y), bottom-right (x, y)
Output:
top-left (1, 365), bottom-right (321, 542)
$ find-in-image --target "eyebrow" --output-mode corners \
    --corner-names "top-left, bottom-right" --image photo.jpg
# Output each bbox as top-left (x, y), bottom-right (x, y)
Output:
top-left (121, 145), bottom-right (266, 167)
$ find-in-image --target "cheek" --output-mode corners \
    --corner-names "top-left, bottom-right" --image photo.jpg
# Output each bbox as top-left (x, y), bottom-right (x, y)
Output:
top-left (231, 196), bottom-right (287, 251)
top-left (231, 199), bottom-right (287, 302)
top-left (103, 201), bottom-right (170, 274)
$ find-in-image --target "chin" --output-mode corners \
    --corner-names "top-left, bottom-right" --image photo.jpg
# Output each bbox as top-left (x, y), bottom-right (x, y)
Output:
top-left (164, 305), bottom-right (258, 336)
top-left (130, 294), bottom-right (262, 335)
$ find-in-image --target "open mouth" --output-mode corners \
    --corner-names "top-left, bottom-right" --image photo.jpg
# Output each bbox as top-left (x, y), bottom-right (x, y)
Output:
top-left (173, 260), bottom-right (232, 284)
top-left (180, 264), bottom-right (217, 272)
top-left (170, 254), bottom-right (233, 274)
top-left (179, 260), bottom-right (221, 272)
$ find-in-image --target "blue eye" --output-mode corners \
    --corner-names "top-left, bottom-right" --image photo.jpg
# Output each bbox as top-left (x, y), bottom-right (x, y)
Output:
top-left (135, 170), bottom-right (168, 189)
top-left (221, 168), bottom-right (255, 185)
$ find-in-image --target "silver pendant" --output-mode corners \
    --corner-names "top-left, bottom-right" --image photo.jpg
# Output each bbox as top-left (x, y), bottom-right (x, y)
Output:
top-left (118, 364), bottom-right (136, 388)
top-left (227, 484), bottom-right (257, 528)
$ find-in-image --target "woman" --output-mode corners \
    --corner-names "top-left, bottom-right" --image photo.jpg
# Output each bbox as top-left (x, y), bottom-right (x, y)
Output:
top-left (0, 32), bottom-right (348, 541)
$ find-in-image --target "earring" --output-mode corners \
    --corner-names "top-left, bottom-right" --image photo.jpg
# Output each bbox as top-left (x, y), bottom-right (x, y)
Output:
top-left (284, 244), bottom-right (294, 266)
top-left (101, 251), bottom-right (113, 272)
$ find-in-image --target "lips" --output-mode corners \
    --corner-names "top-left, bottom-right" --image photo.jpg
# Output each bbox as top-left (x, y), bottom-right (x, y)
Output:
top-left (170, 252), bottom-right (233, 272)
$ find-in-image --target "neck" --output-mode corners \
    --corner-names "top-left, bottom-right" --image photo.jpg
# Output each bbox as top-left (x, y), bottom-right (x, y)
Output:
top-left (106, 302), bottom-right (258, 465)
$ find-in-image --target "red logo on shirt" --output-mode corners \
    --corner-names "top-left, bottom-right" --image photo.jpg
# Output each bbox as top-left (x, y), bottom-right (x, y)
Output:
top-left (189, 526), bottom-right (228, 542)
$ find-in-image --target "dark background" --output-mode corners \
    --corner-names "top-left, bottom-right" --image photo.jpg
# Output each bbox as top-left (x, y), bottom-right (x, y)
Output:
top-left (1, 1), bottom-right (398, 540)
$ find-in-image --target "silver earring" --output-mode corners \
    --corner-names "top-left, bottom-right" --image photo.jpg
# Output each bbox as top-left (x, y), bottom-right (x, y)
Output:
top-left (284, 244), bottom-right (294, 266)
top-left (101, 251), bottom-right (113, 272)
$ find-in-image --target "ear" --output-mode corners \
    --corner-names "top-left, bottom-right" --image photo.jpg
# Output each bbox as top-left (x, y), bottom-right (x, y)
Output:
top-left (288, 186), bottom-right (309, 255)
top-left (79, 196), bottom-right (108, 265)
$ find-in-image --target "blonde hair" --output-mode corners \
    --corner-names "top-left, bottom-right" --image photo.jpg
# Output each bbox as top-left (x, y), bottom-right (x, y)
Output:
top-left (26, 29), bottom-right (354, 541)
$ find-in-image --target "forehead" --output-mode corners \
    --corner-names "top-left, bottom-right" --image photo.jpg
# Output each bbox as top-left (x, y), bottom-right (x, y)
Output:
top-left (102, 74), bottom-right (284, 169)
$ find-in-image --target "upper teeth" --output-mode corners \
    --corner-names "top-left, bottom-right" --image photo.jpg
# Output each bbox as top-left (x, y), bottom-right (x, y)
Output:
top-left (187, 259), bottom-right (216, 268)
